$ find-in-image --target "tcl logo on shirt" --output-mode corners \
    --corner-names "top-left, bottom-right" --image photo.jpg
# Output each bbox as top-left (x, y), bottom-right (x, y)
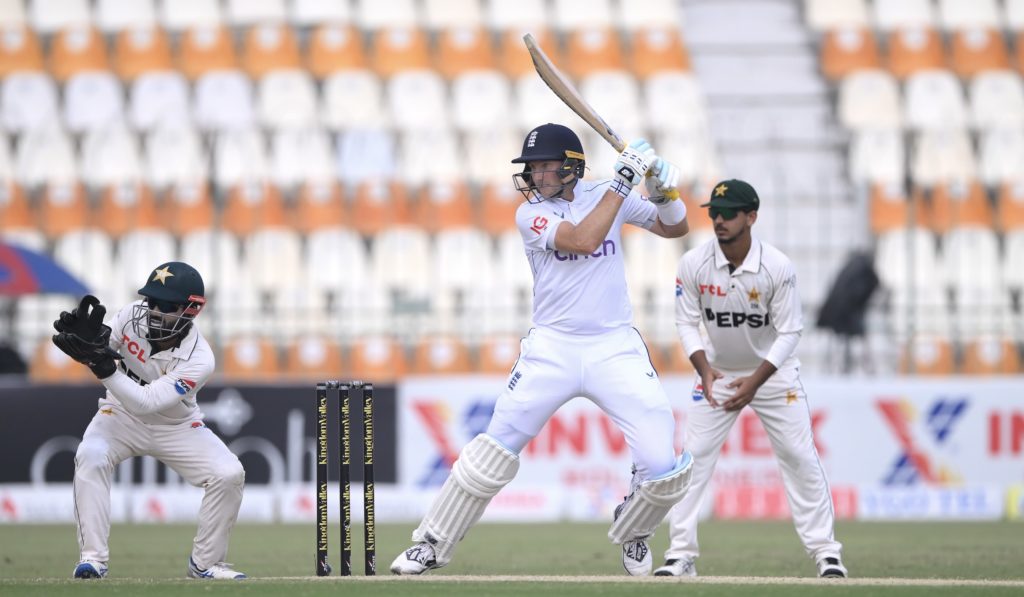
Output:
top-left (704, 308), bottom-right (771, 328)
top-left (121, 334), bottom-right (147, 362)
top-left (699, 284), bottom-right (727, 296)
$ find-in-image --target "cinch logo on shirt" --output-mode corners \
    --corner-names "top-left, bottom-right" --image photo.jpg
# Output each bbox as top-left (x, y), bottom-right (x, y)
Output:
top-left (554, 239), bottom-right (616, 261)
top-left (704, 308), bottom-right (771, 328)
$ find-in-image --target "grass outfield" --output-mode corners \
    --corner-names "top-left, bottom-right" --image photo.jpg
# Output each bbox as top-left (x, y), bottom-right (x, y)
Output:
top-left (1, 521), bottom-right (1022, 596)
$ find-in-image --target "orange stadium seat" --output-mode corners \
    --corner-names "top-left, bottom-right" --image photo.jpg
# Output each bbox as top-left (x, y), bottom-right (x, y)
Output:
top-left (350, 180), bottom-right (411, 236)
top-left (928, 179), bottom-right (993, 232)
top-left (49, 27), bottom-right (110, 82)
top-left (899, 336), bottom-right (955, 375)
top-left (629, 27), bottom-right (690, 79)
top-left (886, 27), bottom-right (947, 79)
top-left (0, 182), bottom-right (33, 229)
top-left (164, 181), bottom-right (214, 235)
top-left (94, 182), bottom-right (160, 238)
top-left (477, 334), bottom-right (521, 374)
top-left (410, 336), bottom-right (474, 375)
top-left (371, 27), bottom-right (431, 77)
top-left (348, 336), bottom-right (409, 382)
top-left (997, 181), bottom-right (1024, 231)
top-left (284, 337), bottom-right (345, 381)
top-left (178, 25), bottom-right (237, 80)
top-left (870, 182), bottom-right (928, 234)
top-left (961, 337), bottom-right (1022, 375)
top-left (221, 337), bottom-right (282, 381)
top-left (950, 28), bottom-right (1009, 79)
top-left (413, 180), bottom-right (473, 233)
top-left (306, 24), bottom-right (367, 79)
top-left (242, 23), bottom-right (301, 78)
top-left (39, 182), bottom-right (89, 238)
top-left (478, 181), bottom-right (522, 236)
top-left (295, 180), bottom-right (347, 234)
top-left (113, 27), bottom-right (172, 80)
top-left (0, 26), bottom-right (43, 76)
top-left (30, 341), bottom-right (94, 383)
top-left (499, 27), bottom-right (557, 78)
top-left (436, 26), bottom-right (496, 79)
top-left (222, 181), bottom-right (287, 237)
top-left (565, 27), bottom-right (625, 79)
top-left (820, 27), bottom-right (881, 80)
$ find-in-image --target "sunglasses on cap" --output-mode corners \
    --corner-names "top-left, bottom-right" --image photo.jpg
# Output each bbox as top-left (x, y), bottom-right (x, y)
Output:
top-left (708, 206), bottom-right (748, 220)
top-left (148, 298), bottom-right (181, 313)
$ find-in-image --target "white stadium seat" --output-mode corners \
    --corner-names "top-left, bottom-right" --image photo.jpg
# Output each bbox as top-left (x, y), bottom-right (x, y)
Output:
top-left (225, 0), bottom-right (286, 26)
top-left (552, 0), bottom-right (613, 31)
top-left (423, 0), bottom-right (483, 29)
top-left (1007, 0), bottom-right (1024, 31)
top-left (355, 0), bottom-right (417, 30)
top-left (804, 0), bottom-right (868, 31)
top-left (321, 70), bottom-right (386, 129)
top-left (144, 124), bottom-right (207, 188)
top-left (96, 0), bottom-right (156, 32)
top-left (0, 0), bottom-right (26, 27)
top-left (655, 128), bottom-right (718, 186)
top-left (484, 0), bottom-right (545, 30)
top-left (53, 228), bottom-right (116, 299)
top-left (580, 71), bottom-right (644, 132)
top-left (387, 70), bottom-right (449, 131)
top-left (212, 128), bottom-right (269, 188)
top-left (643, 72), bottom-right (710, 133)
top-left (1, 72), bottom-right (59, 134)
top-left (257, 69), bottom-right (319, 130)
top-left (270, 129), bottom-right (335, 188)
top-left (432, 228), bottom-right (495, 335)
top-left (399, 128), bottom-right (462, 187)
top-left (30, 0), bottom-right (91, 33)
top-left (80, 125), bottom-right (142, 188)
top-left (113, 229), bottom-right (177, 304)
top-left (159, 0), bottom-right (222, 31)
top-left (130, 71), bottom-right (191, 131)
top-left (969, 70), bottom-right (1024, 130)
top-left (180, 228), bottom-right (243, 296)
top-left (335, 128), bottom-right (396, 185)
top-left (63, 72), bottom-right (125, 134)
top-left (903, 70), bottom-right (967, 131)
top-left (979, 129), bottom-right (1024, 186)
top-left (15, 125), bottom-right (78, 187)
top-left (464, 127), bottom-right (521, 186)
top-left (451, 70), bottom-right (512, 133)
top-left (849, 129), bottom-right (905, 187)
top-left (194, 70), bottom-right (255, 132)
top-left (910, 129), bottom-right (976, 187)
top-left (872, 0), bottom-right (935, 31)
top-left (944, 227), bottom-right (1007, 339)
top-left (837, 69), bottom-right (902, 130)
top-left (291, 0), bottom-right (351, 26)
top-left (615, 0), bottom-right (683, 31)
top-left (936, 0), bottom-right (1000, 31)
top-left (514, 74), bottom-right (581, 130)
top-left (244, 226), bottom-right (304, 295)
top-left (305, 227), bottom-right (372, 337)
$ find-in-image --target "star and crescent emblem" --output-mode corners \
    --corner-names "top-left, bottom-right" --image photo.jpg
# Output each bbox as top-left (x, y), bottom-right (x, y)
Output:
top-left (151, 266), bottom-right (174, 285)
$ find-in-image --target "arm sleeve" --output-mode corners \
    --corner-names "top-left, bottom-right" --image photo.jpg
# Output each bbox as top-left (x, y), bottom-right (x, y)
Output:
top-left (764, 258), bottom-right (803, 367)
top-left (101, 360), bottom-right (213, 416)
top-left (515, 203), bottom-right (564, 252)
top-left (674, 253), bottom-right (705, 357)
top-left (765, 330), bottom-right (801, 369)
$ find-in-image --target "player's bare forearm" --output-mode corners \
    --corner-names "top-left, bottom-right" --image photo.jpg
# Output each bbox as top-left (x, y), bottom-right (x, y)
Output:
top-left (553, 191), bottom-right (625, 254)
top-left (649, 217), bottom-right (689, 239)
top-left (689, 350), bottom-right (712, 378)
top-left (749, 360), bottom-right (778, 387)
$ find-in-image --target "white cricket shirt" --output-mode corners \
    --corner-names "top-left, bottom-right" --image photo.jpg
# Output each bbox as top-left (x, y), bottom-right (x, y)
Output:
top-left (675, 237), bottom-right (802, 372)
top-left (516, 180), bottom-right (658, 335)
top-left (97, 300), bottom-right (216, 424)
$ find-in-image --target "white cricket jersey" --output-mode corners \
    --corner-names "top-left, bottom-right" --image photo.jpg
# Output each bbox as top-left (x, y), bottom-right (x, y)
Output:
top-left (98, 300), bottom-right (216, 425)
top-left (516, 179), bottom-right (658, 335)
top-left (675, 237), bottom-right (802, 372)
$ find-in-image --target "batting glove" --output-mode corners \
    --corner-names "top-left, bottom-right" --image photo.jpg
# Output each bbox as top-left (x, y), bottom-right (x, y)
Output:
top-left (611, 139), bottom-right (655, 198)
top-left (648, 157), bottom-right (681, 205)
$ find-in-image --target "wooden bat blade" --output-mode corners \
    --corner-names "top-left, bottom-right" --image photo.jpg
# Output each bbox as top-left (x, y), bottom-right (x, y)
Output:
top-left (523, 33), bottom-right (625, 152)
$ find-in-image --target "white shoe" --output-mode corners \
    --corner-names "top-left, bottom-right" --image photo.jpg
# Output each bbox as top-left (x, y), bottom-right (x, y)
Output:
top-left (817, 556), bottom-right (848, 578)
top-left (187, 557), bottom-right (247, 579)
top-left (390, 542), bottom-right (443, 575)
top-left (654, 558), bottom-right (697, 577)
top-left (622, 537), bottom-right (652, 576)
top-left (73, 560), bottom-right (107, 579)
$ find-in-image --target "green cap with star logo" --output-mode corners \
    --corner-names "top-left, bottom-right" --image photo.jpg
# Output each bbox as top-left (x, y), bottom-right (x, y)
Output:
top-left (700, 179), bottom-right (760, 210)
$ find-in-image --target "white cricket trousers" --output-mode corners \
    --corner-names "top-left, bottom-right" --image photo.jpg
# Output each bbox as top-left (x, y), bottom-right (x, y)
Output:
top-left (486, 326), bottom-right (678, 479)
top-left (663, 370), bottom-right (843, 563)
top-left (74, 400), bottom-right (245, 569)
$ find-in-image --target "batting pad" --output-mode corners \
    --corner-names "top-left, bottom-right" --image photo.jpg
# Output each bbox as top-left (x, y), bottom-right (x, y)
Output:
top-left (412, 434), bottom-right (520, 564)
top-left (607, 451), bottom-right (693, 544)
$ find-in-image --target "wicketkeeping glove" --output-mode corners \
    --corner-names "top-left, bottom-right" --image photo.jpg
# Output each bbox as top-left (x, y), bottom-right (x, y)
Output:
top-left (611, 139), bottom-right (656, 198)
top-left (647, 157), bottom-right (681, 205)
top-left (51, 295), bottom-right (118, 379)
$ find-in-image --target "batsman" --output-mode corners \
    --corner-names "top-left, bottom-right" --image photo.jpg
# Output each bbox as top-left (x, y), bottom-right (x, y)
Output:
top-left (55, 262), bottom-right (246, 580)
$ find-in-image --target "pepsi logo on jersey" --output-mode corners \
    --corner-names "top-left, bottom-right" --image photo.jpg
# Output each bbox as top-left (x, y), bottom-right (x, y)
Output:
top-left (704, 308), bottom-right (771, 328)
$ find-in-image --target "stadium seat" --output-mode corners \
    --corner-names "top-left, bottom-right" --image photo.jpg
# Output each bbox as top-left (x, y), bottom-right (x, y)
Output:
top-left (180, 228), bottom-right (242, 295)
top-left (347, 336), bottom-right (409, 382)
top-left (580, 71), bottom-right (645, 131)
top-left (399, 128), bottom-right (461, 187)
top-left (80, 125), bottom-right (142, 189)
top-left (94, 182), bottom-right (159, 238)
top-left (195, 70), bottom-right (255, 132)
top-left (886, 27), bottom-right (947, 79)
top-left (644, 72), bottom-right (709, 134)
top-left (114, 228), bottom-right (176, 301)
top-left (113, 26), bottom-right (173, 81)
top-left (29, 0), bottom-right (91, 34)
top-left (0, 181), bottom-right (32, 233)
top-left (485, 0), bottom-right (546, 31)
top-left (820, 27), bottom-right (881, 80)
top-left (222, 181), bottom-right (286, 236)
top-left (904, 70), bottom-right (967, 131)
top-left (129, 70), bottom-right (190, 131)
top-left (465, 127), bottom-right (520, 186)
top-left (514, 74), bottom-right (582, 131)
top-left (371, 27), bottom-right (431, 77)
top-left (49, 27), bottom-right (109, 82)
top-left (868, 182), bottom-right (925, 234)
top-left (164, 181), bottom-right (214, 234)
top-left (321, 69), bottom-right (385, 128)
top-left (386, 70), bottom-right (449, 131)
top-left (625, 230), bottom-right (684, 345)
top-left (370, 225), bottom-right (434, 334)
top-left (291, 0), bottom-right (350, 26)
top-left (284, 337), bottom-right (345, 381)
top-left (498, 27), bottom-right (556, 78)
top-left (243, 225), bottom-right (304, 295)
top-left (944, 227), bottom-right (1006, 346)
top-left (899, 335), bottom-right (956, 375)
top-left (874, 227), bottom-right (945, 295)
top-left (950, 28), bottom-right (1009, 79)
top-left (872, 0), bottom-right (935, 31)
top-left (52, 228), bottom-right (116, 296)
top-left (487, 229), bottom-right (535, 334)
top-left (294, 180), bottom-right (346, 233)
top-left (410, 336), bottom-right (474, 374)
top-left (258, 70), bottom-right (319, 130)
top-left (654, 129), bottom-right (718, 187)
top-left (423, 0), bottom-right (482, 29)
top-left (928, 179), bottom-right (994, 232)
top-left (211, 128), bottom-right (267, 189)
top-left (1004, 230), bottom-right (1024, 292)
top-left (221, 336), bottom-right (282, 381)
top-left (0, 0), bottom-right (26, 27)
top-left (269, 282), bottom-right (333, 343)
top-left (565, 28), bottom-right (625, 79)
top-left (270, 128), bottom-right (334, 189)
top-left (306, 24), bottom-right (366, 79)
top-left (961, 336), bottom-right (1021, 374)
top-left (970, 70), bottom-right (1024, 131)
top-left (160, 0), bottom-right (222, 31)
top-left (553, 0), bottom-right (612, 31)
top-left (804, 0), bottom-right (869, 30)
top-left (451, 70), bottom-right (511, 132)
top-left (144, 124), bottom-right (207, 189)
top-left (304, 226), bottom-right (371, 336)
top-left (178, 25), bottom-right (237, 80)
top-left (1, 71), bottom-right (57, 133)
top-left (479, 181), bottom-right (523, 235)
top-left (15, 125), bottom-right (78, 189)
top-left (436, 26), bottom-right (496, 79)
top-left (980, 129), bottom-right (1024, 187)
top-left (97, 0), bottom-right (157, 32)
top-left (1009, 0), bottom-right (1024, 31)
top-left (431, 228), bottom-right (494, 334)
top-left (414, 181), bottom-right (474, 233)
top-left (477, 334), bottom-right (521, 374)
top-left (616, 0), bottom-right (683, 31)
top-left (63, 72), bottom-right (124, 134)
top-left (335, 127), bottom-right (396, 184)
top-left (910, 129), bottom-right (976, 187)
top-left (937, 0), bottom-right (1000, 31)
top-left (630, 27), bottom-right (690, 79)
top-left (849, 129), bottom-right (905, 187)
top-left (0, 26), bottom-right (43, 76)
top-left (225, 0), bottom-right (286, 26)
top-left (997, 181), bottom-right (1024, 231)
top-left (355, 0), bottom-right (417, 30)
top-left (242, 23), bottom-right (301, 78)
top-left (29, 339), bottom-right (94, 383)
top-left (350, 180), bottom-right (410, 236)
